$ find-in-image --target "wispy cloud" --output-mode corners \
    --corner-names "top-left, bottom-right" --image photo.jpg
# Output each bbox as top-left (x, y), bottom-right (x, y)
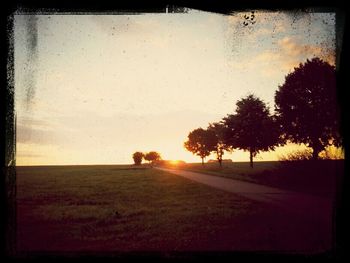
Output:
top-left (16, 151), bottom-right (43, 158)
top-left (277, 36), bottom-right (335, 67)
top-left (16, 124), bottom-right (55, 145)
top-left (17, 117), bottom-right (56, 130)
top-left (229, 36), bottom-right (335, 78)
top-left (16, 116), bottom-right (60, 145)
top-left (15, 110), bottom-right (223, 165)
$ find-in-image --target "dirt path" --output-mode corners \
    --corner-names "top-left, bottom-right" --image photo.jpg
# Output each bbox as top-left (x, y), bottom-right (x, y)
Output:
top-left (156, 167), bottom-right (334, 225)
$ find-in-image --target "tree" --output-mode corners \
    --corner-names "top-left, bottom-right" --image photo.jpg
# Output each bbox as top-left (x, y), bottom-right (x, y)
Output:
top-left (184, 128), bottom-right (217, 165)
top-left (132, 151), bottom-right (144, 165)
top-left (207, 122), bottom-right (231, 167)
top-left (223, 94), bottom-right (279, 168)
top-left (144, 151), bottom-right (161, 167)
top-left (275, 58), bottom-right (341, 160)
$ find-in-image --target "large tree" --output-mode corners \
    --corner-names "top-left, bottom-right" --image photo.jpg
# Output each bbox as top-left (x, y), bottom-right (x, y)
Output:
top-left (275, 58), bottom-right (341, 159)
top-left (132, 151), bottom-right (144, 165)
top-left (223, 94), bottom-right (279, 168)
top-left (184, 128), bottom-right (217, 165)
top-left (207, 122), bottom-right (231, 167)
top-left (144, 151), bottom-right (161, 167)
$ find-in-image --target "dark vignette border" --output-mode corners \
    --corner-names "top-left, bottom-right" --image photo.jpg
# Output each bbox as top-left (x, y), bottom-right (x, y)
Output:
top-left (1, 0), bottom-right (348, 262)
top-left (2, 3), bottom-right (16, 262)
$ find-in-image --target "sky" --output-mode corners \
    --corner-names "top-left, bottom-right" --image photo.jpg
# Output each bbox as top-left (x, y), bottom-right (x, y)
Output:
top-left (13, 9), bottom-right (337, 165)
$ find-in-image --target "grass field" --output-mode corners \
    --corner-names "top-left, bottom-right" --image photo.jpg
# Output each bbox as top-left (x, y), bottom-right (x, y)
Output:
top-left (166, 160), bottom-right (344, 198)
top-left (16, 165), bottom-right (334, 254)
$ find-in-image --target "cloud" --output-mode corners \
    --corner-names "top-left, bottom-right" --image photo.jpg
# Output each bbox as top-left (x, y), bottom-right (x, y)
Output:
top-left (230, 36), bottom-right (335, 78)
top-left (16, 142), bottom-right (61, 165)
top-left (228, 50), bottom-right (280, 72)
top-left (255, 51), bottom-right (281, 62)
top-left (226, 11), bottom-right (335, 74)
top-left (16, 151), bottom-right (43, 158)
top-left (273, 22), bottom-right (286, 33)
top-left (16, 110), bottom-right (223, 165)
top-left (16, 116), bottom-right (59, 145)
top-left (17, 117), bottom-right (55, 130)
top-left (277, 37), bottom-right (300, 56)
top-left (16, 124), bottom-right (56, 145)
top-left (277, 36), bottom-right (335, 68)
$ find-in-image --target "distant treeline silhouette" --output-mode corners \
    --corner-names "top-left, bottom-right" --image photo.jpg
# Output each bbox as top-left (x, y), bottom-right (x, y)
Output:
top-left (184, 58), bottom-right (341, 167)
top-left (132, 151), bottom-right (161, 167)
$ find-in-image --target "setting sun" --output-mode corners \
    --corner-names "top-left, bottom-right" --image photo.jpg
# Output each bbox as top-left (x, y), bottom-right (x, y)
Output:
top-left (168, 160), bottom-right (186, 166)
top-left (170, 160), bottom-right (180, 165)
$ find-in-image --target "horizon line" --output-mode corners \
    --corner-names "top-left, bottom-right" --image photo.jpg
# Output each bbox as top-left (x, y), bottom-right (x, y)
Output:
top-left (14, 159), bottom-right (346, 167)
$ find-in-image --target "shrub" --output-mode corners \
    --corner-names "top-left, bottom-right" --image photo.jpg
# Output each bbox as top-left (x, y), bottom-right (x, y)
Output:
top-left (319, 146), bottom-right (345, 160)
top-left (278, 149), bottom-right (313, 162)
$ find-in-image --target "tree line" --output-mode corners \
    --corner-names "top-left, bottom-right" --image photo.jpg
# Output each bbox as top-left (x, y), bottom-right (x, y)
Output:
top-left (184, 58), bottom-right (342, 167)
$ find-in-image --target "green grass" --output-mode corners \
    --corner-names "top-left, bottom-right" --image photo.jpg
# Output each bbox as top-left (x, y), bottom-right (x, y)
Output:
top-left (16, 165), bottom-right (334, 253)
top-left (16, 165), bottom-right (256, 252)
top-left (166, 160), bottom-right (344, 198)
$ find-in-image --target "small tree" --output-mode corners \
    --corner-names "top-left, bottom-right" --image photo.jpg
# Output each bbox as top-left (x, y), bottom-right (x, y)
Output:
top-left (144, 151), bottom-right (161, 167)
top-left (184, 128), bottom-right (217, 165)
top-left (275, 58), bottom-right (341, 159)
top-left (207, 122), bottom-right (231, 167)
top-left (223, 94), bottom-right (279, 168)
top-left (132, 151), bottom-right (144, 165)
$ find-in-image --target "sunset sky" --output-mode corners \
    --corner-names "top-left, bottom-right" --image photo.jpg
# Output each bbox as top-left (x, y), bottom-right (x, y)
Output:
top-left (14, 9), bottom-right (337, 165)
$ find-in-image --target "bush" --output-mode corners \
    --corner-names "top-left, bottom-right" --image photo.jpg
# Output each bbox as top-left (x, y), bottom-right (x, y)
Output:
top-left (319, 146), bottom-right (344, 160)
top-left (278, 149), bottom-right (313, 162)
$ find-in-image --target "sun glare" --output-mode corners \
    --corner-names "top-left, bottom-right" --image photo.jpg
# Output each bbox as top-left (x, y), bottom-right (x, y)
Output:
top-left (170, 160), bottom-right (180, 165)
top-left (168, 160), bottom-right (187, 166)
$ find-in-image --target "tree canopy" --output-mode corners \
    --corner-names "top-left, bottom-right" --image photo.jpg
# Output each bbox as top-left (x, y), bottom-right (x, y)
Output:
top-left (223, 94), bottom-right (279, 167)
top-left (275, 57), bottom-right (340, 159)
top-left (144, 151), bottom-right (161, 166)
top-left (132, 151), bottom-right (144, 165)
top-left (184, 128), bottom-right (218, 165)
top-left (207, 122), bottom-right (231, 166)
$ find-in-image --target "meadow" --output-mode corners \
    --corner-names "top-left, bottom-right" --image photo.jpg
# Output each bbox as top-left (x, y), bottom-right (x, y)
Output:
top-left (166, 160), bottom-right (344, 198)
top-left (15, 164), bottom-right (335, 254)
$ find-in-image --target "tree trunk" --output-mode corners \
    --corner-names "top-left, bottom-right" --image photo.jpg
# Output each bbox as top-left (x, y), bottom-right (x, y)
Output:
top-left (311, 139), bottom-right (323, 160)
top-left (312, 148), bottom-right (321, 160)
top-left (218, 159), bottom-right (222, 167)
top-left (249, 149), bottom-right (253, 168)
top-left (201, 157), bottom-right (204, 166)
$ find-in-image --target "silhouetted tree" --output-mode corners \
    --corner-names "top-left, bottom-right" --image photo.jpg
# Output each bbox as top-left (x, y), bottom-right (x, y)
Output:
top-left (223, 94), bottom-right (279, 168)
top-left (144, 151), bottom-right (161, 167)
top-left (275, 58), bottom-right (341, 160)
top-left (132, 151), bottom-right (144, 165)
top-left (184, 128), bottom-right (217, 165)
top-left (207, 122), bottom-right (231, 167)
